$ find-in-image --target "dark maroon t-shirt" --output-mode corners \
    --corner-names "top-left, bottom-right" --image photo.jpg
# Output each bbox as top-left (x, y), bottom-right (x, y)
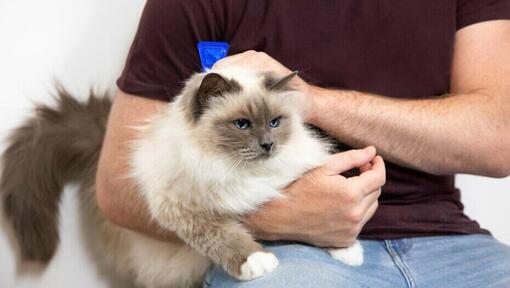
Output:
top-left (117, 0), bottom-right (510, 239)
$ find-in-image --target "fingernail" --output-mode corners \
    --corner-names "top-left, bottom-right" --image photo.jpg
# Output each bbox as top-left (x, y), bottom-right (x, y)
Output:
top-left (364, 146), bottom-right (376, 154)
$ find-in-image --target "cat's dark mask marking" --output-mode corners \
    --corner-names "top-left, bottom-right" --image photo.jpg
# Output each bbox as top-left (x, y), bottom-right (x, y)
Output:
top-left (264, 71), bottom-right (299, 92)
top-left (193, 73), bottom-right (241, 121)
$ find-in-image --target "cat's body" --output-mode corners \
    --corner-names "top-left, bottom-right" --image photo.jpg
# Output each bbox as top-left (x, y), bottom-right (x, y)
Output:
top-left (1, 68), bottom-right (362, 288)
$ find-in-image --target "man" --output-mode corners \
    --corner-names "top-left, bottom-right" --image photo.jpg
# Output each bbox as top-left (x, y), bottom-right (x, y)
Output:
top-left (96, 0), bottom-right (510, 287)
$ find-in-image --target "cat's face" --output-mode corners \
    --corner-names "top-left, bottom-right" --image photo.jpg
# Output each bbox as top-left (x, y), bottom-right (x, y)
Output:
top-left (208, 93), bottom-right (293, 161)
top-left (184, 70), bottom-right (301, 163)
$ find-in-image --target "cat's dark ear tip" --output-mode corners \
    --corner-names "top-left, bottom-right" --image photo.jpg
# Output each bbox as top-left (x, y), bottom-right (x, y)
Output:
top-left (267, 70), bottom-right (300, 91)
top-left (199, 73), bottom-right (227, 90)
top-left (203, 72), bottom-right (224, 80)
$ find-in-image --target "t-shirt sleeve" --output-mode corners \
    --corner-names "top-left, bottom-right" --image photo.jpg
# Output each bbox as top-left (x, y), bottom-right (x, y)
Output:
top-left (457, 0), bottom-right (510, 30)
top-left (117, 0), bottom-right (225, 101)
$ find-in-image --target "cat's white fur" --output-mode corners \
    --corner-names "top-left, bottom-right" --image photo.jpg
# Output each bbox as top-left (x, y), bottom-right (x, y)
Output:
top-left (131, 68), bottom-right (329, 216)
top-left (101, 67), bottom-right (363, 287)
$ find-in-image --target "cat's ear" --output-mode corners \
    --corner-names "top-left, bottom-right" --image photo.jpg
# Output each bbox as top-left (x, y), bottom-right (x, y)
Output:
top-left (193, 73), bottom-right (240, 120)
top-left (197, 73), bottom-right (236, 98)
top-left (266, 71), bottom-right (299, 91)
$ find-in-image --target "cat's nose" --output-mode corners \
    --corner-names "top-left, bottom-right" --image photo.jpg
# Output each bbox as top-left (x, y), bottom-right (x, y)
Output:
top-left (260, 142), bottom-right (273, 152)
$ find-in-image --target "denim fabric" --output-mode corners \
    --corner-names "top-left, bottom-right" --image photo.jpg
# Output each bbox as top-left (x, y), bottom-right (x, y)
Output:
top-left (204, 234), bottom-right (510, 288)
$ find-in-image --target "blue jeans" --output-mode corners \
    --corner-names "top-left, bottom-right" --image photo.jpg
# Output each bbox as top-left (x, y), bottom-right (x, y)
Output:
top-left (204, 234), bottom-right (510, 287)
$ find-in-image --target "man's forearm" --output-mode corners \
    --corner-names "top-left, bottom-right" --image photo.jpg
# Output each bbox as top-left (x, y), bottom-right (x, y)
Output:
top-left (308, 86), bottom-right (510, 177)
top-left (95, 90), bottom-right (181, 243)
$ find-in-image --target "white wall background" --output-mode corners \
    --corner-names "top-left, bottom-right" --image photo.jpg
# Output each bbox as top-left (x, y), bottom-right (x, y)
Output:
top-left (0, 1), bottom-right (508, 287)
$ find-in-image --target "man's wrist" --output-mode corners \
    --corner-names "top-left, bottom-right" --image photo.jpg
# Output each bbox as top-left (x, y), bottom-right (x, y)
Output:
top-left (305, 85), bottom-right (353, 125)
top-left (304, 85), bottom-right (324, 124)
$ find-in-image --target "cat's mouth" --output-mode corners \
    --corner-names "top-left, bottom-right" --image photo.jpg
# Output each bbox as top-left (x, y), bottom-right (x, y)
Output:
top-left (240, 149), bottom-right (276, 162)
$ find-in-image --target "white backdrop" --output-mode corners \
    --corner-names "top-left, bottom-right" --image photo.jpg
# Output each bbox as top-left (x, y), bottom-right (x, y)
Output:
top-left (0, 1), bottom-right (508, 287)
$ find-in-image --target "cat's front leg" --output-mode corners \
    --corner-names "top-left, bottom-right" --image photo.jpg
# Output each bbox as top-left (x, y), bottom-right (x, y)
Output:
top-left (181, 216), bottom-right (278, 280)
top-left (329, 240), bottom-right (364, 266)
top-left (166, 211), bottom-right (279, 281)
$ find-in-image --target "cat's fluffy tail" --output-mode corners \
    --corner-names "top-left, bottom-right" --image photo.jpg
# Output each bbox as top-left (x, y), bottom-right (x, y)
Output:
top-left (0, 87), bottom-right (111, 263)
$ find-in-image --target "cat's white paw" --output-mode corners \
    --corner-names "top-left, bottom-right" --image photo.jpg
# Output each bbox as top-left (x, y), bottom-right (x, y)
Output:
top-left (238, 251), bottom-right (279, 281)
top-left (329, 240), bottom-right (364, 266)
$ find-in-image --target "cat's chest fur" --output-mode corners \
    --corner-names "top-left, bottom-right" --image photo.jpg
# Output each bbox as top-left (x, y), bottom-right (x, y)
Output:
top-left (176, 123), bottom-right (329, 214)
top-left (210, 135), bottom-right (328, 214)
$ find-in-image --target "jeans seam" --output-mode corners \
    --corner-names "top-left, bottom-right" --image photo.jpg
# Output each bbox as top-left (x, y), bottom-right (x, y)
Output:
top-left (384, 240), bottom-right (416, 288)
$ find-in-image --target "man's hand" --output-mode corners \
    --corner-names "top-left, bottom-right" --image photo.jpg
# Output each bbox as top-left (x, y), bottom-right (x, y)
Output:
top-left (213, 50), bottom-right (291, 76)
top-left (245, 147), bottom-right (386, 248)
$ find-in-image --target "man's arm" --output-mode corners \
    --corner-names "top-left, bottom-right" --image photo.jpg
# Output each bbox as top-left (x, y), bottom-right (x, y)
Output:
top-left (308, 20), bottom-right (510, 177)
top-left (216, 20), bottom-right (510, 177)
top-left (95, 90), bottom-right (181, 242)
top-left (211, 20), bottom-right (509, 244)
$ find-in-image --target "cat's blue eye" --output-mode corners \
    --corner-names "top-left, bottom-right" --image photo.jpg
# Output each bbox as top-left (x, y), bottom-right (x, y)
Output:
top-left (269, 116), bottom-right (281, 128)
top-left (233, 119), bottom-right (251, 130)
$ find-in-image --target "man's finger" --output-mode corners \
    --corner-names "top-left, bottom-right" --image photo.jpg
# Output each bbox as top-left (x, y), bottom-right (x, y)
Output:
top-left (212, 50), bottom-right (257, 68)
top-left (347, 156), bottom-right (386, 195)
top-left (360, 200), bottom-right (379, 227)
top-left (359, 162), bottom-right (372, 173)
top-left (321, 146), bottom-right (376, 175)
top-left (360, 188), bottom-right (381, 212)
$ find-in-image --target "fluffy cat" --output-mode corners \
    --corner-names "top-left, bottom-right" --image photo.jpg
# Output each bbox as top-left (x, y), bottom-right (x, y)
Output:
top-left (1, 67), bottom-right (363, 288)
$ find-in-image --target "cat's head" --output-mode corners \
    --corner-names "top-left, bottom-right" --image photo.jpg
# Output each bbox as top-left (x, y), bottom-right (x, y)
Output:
top-left (179, 68), bottom-right (304, 163)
